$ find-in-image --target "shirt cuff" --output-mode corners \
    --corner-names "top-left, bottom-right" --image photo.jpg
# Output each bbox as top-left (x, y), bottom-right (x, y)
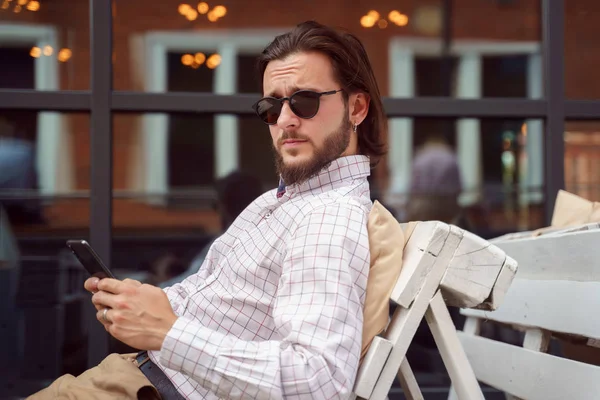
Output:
top-left (159, 316), bottom-right (217, 375)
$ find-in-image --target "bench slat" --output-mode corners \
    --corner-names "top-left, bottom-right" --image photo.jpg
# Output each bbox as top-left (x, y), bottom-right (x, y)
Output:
top-left (391, 222), bottom-right (448, 307)
top-left (440, 230), bottom-right (509, 309)
top-left (370, 225), bottom-right (462, 400)
top-left (354, 336), bottom-right (393, 398)
top-left (462, 279), bottom-right (600, 340)
top-left (494, 229), bottom-right (600, 282)
top-left (458, 332), bottom-right (600, 400)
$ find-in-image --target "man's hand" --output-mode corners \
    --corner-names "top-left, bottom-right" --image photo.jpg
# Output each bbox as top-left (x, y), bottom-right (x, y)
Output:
top-left (85, 277), bottom-right (178, 351)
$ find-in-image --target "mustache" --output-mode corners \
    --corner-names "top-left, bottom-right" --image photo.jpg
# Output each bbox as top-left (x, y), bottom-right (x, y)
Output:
top-left (277, 131), bottom-right (311, 147)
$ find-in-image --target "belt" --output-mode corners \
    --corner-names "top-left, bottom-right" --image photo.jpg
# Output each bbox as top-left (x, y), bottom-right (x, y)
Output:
top-left (136, 351), bottom-right (185, 400)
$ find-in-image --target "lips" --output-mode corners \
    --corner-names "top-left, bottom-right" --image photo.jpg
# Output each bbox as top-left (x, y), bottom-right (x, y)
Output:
top-left (282, 139), bottom-right (307, 145)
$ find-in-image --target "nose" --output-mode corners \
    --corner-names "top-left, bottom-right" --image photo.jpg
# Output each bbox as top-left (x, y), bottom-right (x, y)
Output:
top-left (276, 102), bottom-right (299, 131)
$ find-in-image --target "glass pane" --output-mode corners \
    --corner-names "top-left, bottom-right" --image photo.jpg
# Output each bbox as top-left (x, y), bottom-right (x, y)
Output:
top-left (0, 109), bottom-right (90, 199)
top-left (565, 1), bottom-right (600, 98)
top-left (0, 0), bottom-right (89, 89)
top-left (0, 111), bottom-right (91, 396)
top-left (386, 117), bottom-right (546, 237)
top-left (113, 1), bottom-right (541, 98)
top-left (565, 121), bottom-right (600, 201)
top-left (113, 112), bottom-right (276, 195)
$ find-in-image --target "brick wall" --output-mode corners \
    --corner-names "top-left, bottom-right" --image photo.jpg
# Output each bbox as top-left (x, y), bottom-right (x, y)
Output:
top-left (565, 1), bottom-right (600, 99)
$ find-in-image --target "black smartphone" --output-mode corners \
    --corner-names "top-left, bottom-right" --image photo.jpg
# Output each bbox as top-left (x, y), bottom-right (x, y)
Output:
top-left (66, 239), bottom-right (115, 279)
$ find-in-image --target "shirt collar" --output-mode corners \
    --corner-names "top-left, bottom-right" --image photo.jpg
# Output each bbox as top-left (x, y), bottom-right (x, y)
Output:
top-left (276, 155), bottom-right (370, 198)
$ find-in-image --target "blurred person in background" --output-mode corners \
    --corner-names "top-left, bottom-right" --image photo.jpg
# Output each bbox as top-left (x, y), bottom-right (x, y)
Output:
top-left (406, 131), bottom-right (464, 225)
top-left (0, 116), bottom-right (44, 225)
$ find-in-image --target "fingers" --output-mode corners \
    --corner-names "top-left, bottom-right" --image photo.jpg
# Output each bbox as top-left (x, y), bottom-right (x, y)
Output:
top-left (91, 278), bottom-right (141, 311)
top-left (96, 307), bottom-right (112, 331)
top-left (97, 278), bottom-right (143, 294)
top-left (123, 278), bottom-right (142, 287)
top-left (97, 307), bottom-right (110, 323)
top-left (96, 278), bottom-right (124, 294)
top-left (84, 277), bottom-right (100, 293)
top-left (91, 290), bottom-right (122, 310)
top-left (91, 278), bottom-right (142, 332)
top-left (87, 277), bottom-right (140, 297)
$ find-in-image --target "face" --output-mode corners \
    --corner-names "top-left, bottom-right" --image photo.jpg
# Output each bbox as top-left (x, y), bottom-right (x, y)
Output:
top-left (262, 51), bottom-right (368, 185)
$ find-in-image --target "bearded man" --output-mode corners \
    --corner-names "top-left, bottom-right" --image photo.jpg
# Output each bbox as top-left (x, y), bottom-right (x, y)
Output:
top-left (28, 20), bottom-right (387, 400)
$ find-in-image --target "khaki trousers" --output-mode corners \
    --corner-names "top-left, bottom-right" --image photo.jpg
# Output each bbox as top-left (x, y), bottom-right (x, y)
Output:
top-left (26, 353), bottom-right (161, 400)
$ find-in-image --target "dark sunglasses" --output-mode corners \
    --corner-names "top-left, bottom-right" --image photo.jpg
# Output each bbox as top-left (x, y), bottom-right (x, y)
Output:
top-left (252, 89), bottom-right (343, 125)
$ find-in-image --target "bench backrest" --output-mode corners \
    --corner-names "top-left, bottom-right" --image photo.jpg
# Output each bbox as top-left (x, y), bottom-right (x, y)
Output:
top-left (457, 227), bottom-right (600, 400)
top-left (355, 219), bottom-right (517, 399)
top-left (463, 227), bottom-right (600, 341)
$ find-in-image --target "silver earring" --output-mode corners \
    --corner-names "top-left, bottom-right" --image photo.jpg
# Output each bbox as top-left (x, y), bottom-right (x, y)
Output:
top-left (353, 123), bottom-right (358, 133)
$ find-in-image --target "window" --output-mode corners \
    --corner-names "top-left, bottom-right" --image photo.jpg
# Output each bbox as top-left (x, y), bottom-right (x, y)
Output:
top-left (0, 24), bottom-right (72, 195)
top-left (388, 37), bottom-right (543, 208)
top-left (167, 51), bottom-right (215, 194)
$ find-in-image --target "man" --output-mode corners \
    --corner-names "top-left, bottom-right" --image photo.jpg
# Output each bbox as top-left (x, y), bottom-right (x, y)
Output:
top-left (28, 20), bottom-right (387, 399)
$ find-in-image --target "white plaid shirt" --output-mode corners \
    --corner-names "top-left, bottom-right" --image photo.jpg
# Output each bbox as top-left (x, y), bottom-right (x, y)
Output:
top-left (150, 155), bottom-right (373, 399)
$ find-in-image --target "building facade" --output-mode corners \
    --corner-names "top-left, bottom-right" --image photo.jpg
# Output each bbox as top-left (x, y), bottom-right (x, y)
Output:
top-left (1, 0), bottom-right (600, 396)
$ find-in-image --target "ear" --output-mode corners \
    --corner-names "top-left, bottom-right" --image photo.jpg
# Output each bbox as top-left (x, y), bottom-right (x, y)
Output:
top-left (348, 92), bottom-right (370, 125)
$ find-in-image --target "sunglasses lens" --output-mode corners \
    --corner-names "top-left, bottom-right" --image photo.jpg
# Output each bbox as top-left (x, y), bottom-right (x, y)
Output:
top-left (290, 91), bottom-right (320, 118)
top-left (255, 98), bottom-right (281, 124)
top-left (254, 91), bottom-right (323, 124)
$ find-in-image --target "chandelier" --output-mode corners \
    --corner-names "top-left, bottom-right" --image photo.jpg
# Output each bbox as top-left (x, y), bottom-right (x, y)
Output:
top-left (181, 52), bottom-right (221, 69)
top-left (178, 2), bottom-right (227, 22)
top-left (360, 10), bottom-right (408, 29)
top-left (1, 0), bottom-right (40, 13)
top-left (30, 46), bottom-right (72, 62)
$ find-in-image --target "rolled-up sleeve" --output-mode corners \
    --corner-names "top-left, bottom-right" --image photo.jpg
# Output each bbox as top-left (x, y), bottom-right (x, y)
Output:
top-left (159, 202), bottom-right (370, 399)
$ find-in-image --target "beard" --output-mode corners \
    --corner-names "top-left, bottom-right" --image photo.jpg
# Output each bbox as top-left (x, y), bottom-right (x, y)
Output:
top-left (273, 115), bottom-right (352, 186)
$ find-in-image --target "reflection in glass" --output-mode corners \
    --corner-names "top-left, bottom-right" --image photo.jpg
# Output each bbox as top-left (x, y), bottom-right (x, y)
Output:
top-left (388, 117), bottom-right (545, 237)
top-left (0, 111), bottom-right (89, 228)
top-left (0, 1), bottom-right (89, 89)
top-left (113, 112), bottom-right (546, 238)
top-left (114, 1), bottom-right (541, 97)
top-left (565, 121), bottom-right (600, 201)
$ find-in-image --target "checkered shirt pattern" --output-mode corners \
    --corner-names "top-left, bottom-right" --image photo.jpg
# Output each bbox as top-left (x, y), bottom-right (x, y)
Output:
top-left (149, 155), bottom-right (373, 399)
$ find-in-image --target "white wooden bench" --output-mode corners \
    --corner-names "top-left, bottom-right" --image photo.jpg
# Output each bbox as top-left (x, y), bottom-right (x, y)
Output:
top-left (450, 224), bottom-right (600, 400)
top-left (352, 217), bottom-right (518, 400)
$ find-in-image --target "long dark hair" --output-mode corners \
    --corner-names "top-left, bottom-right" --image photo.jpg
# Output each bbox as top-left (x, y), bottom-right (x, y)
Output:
top-left (257, 21), bottom-right (387, 167)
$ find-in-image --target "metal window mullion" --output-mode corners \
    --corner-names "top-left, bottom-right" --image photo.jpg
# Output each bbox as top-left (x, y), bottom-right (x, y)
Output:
top-left (0, 90), bottom-right (91, 110)
top-left (3, 91), bottom-right (600, 120)
top-left (88, 0), bottom-right (113, 367)
top-left (542, 0), bottom-right (566, 225)
top-left (111, 92), bottom-right (547, 117)
top-left (565, 100), bottom-right (600, 119)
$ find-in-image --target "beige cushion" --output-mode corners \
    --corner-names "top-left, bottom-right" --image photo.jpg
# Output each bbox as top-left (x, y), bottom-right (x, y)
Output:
top-left (361, 201), bottom-right (416, 360)
top-left (532, 190), bottom-right (600, 236)
top-left (551, 189), bottom-right (600, 227)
